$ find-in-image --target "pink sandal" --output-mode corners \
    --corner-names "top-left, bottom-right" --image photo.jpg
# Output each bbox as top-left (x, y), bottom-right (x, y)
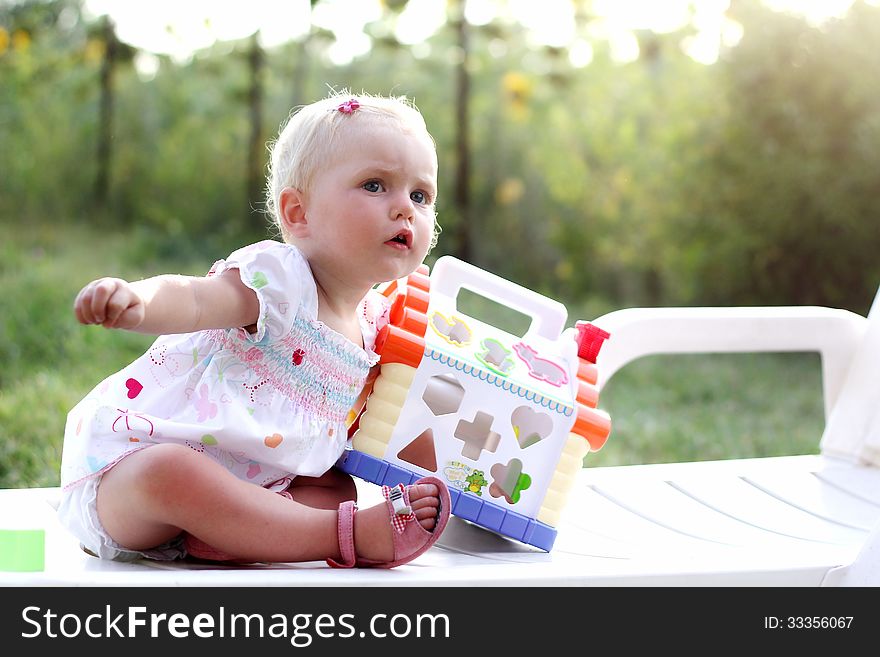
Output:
top-left (327, 476), bottom-right (451, 569)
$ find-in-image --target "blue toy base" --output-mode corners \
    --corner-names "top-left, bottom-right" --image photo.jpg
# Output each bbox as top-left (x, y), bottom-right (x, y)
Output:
top-left (337, 449), bottom-right (557, 552)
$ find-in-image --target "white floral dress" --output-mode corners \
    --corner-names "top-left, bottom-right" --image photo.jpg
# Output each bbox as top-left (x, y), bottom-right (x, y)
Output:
top-left (59, 240), bottom-right (388, 494)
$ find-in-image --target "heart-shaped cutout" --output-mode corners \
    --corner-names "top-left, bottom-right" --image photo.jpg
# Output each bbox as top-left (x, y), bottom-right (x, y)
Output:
top-left (511, 406), bottom-right (553, 449)
top-left (125, 378), bottom-right (143, 399)
top-left (264, 433), bottom-right (283, 448)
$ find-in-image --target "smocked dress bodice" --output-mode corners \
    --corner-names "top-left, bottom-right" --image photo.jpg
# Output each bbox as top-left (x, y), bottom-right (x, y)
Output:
top-left (60, 240), bottom-right (388, 492)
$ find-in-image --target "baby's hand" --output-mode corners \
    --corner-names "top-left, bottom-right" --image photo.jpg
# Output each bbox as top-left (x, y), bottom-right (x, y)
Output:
top-left (74, 277), bottom-right (146, 330)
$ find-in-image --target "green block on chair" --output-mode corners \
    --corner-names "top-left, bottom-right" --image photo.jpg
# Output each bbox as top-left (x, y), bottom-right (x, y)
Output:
top-left (0, 529), bottom-right (45, 572)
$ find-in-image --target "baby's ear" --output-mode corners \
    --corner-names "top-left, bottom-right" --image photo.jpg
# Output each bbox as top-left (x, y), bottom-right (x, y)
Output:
top-left (278, 187), bottom-right (309, 238)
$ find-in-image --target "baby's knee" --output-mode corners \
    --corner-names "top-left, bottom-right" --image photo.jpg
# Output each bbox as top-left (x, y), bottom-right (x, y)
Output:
top-left (113, 443), bottom-right (207, 502)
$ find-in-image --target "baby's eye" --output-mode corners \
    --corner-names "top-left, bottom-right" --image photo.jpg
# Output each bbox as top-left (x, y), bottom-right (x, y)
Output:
top-left (363, 181), bottom-right (384, 193)
top-left (411, 190), bottom-right (429, 205)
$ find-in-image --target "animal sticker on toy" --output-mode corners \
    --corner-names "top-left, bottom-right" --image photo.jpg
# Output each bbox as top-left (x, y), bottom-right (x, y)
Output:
top-left (476, 338), bottom-right (515, 376)
top-left (464, 469), bottom-right (489, 496)
top-left (512, 342), bottom-right (568, 386)
top-left (430, 312), bottom-right (472, 346)
top-left (443, 461), bottom-right (479, 493)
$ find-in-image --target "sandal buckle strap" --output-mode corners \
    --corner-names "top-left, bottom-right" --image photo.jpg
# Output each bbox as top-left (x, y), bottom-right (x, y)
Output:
top-left (327, 500), bottom-right (358, 568)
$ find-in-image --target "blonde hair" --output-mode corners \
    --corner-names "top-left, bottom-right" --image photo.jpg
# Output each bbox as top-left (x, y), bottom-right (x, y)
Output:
top-left (265, 90), bottom-right (439, 246)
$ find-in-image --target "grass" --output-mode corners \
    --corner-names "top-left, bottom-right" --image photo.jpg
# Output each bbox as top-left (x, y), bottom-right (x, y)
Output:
top-left (588, 352), bottom-right (823, 468)
top-left (0, 223), bottom-right (183, 488)
top-left (0, 223), bottom-right (825, 489)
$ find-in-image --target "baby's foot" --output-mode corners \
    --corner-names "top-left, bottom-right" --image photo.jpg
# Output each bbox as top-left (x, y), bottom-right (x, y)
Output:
top-left (352, 482), bottom-right (441, 563)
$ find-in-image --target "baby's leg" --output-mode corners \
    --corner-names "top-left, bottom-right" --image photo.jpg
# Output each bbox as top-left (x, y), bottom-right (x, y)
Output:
top-left (96, 443), bottom-right (440, 564)
top-left (288, 468), bottom-right (357, 510)
top-left (97, 444), bottom-right (340, 562)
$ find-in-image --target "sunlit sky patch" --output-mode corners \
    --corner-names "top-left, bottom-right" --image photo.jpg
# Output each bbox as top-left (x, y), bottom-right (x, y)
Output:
top-left (82, 0), bottom-right (868, 68)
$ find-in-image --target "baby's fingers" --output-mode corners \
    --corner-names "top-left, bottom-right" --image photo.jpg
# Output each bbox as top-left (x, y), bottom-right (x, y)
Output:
top-left (104, 298), bottom-right (144, 330)
top-left (102, 286), bottom-right (136, 327)
top-left (74, 278), bottom-right (128, 326)
top-left (89, 278), bottom-right (120, 324)
top-left (73, 281), bottom-right (102, 325)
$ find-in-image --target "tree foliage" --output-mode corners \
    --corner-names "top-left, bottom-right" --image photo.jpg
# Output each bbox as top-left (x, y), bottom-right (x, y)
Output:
top-left (676, 0), bottom-right (880, 309)
top-left (1, 0), bottom-right (878, 313)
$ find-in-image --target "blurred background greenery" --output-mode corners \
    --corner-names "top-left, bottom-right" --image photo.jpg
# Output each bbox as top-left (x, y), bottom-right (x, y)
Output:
top-left (1, 0), bottom-right (876, 488)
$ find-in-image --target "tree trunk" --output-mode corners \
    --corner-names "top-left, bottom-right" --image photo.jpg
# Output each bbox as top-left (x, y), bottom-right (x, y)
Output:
top-left (247, 31), bottom-right (265, 218)
top-left (451, 0), bottom-right (472, 262)
top-left (94, 16), bottom-right (116, 208)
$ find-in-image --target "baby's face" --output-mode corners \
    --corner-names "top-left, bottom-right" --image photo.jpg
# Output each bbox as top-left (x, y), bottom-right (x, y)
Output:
top-left (300, 122), bottom-right (438, 287)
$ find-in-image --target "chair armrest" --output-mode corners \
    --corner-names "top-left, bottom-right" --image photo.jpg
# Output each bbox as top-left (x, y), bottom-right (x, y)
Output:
top-left (592, 306), bottom-right (867, 419)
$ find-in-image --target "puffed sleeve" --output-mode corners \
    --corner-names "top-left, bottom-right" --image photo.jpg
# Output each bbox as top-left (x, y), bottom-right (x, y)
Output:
top-left (207, 240), bottom-right (316, 344)
top-left (359, 288), bottom-right (392, 358)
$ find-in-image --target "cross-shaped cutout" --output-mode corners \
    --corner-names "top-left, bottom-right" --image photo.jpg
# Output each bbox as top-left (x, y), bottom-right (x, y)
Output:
top-left (454, 411), bottom-right (501, 461)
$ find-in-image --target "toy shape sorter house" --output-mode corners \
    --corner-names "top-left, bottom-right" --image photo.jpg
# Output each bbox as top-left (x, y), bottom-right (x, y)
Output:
top-left (338, 256), bottom-right (612, 551)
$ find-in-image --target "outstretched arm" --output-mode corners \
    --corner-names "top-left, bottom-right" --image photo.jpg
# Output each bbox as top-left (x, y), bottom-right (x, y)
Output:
top-left (73, 268), bottom-right (260, 335)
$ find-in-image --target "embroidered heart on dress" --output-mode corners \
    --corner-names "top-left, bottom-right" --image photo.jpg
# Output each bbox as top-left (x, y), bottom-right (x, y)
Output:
top-left (247, 463), bottom-right (262, 479)
top-left (264, 433), bottom-right (283, 448)
top-left (125, 378), bottom-right (143, 399)
top-left (292, 349), bottom-right (306, 366)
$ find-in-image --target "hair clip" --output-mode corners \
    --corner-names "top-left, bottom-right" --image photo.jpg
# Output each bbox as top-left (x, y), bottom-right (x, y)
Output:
top-left (337, 99), bottom-right (360, 114)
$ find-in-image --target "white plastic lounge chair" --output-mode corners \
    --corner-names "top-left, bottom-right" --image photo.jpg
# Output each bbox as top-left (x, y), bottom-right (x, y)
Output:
top-left (2, 285), bottom-right (879, 586)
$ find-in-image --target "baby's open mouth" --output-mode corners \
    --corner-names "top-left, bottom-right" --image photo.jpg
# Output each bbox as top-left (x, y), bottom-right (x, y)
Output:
top-left (387, 231), bottom-right (411, 248)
